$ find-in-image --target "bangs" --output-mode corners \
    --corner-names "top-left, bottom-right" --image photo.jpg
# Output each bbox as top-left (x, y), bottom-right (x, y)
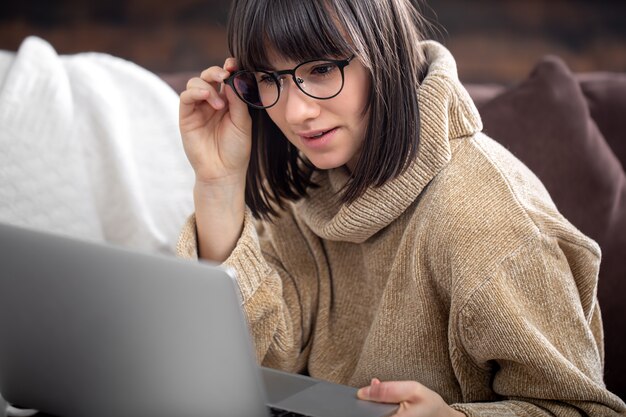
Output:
top-left (228, 0), bottom-right (353, 70)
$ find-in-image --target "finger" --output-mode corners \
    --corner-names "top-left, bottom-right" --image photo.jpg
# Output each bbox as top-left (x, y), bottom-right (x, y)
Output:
top-left (185, 80), bottom-right (224, 105)
top-left (224, 57), bottom-right (239, 73)
top-left (219, 58), bottom-right (238, 95)
top-left (186, 76), bottom-right (212, 90)
top-left (200, 66), bottom-right (231, 87)
top-left (180, 87), bottom-right (225, 109)
top-left (180, 86), bottom-right (208, 103)
top-left (358, 380), bottom-right (422, 404)
top-left (179, 88), bottom-right (223, 119)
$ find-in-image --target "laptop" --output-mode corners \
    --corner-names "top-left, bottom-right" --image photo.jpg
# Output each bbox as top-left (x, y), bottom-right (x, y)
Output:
top-left (0, 222), bottom-right (398, 417)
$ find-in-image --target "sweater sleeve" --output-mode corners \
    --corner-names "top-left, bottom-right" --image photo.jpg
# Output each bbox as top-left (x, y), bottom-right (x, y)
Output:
top-left (175, 209), bottom-right (317, 372)
top-left (449, 233), bottom-right (626, 416)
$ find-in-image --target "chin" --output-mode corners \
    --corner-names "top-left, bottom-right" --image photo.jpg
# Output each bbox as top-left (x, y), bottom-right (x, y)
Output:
top-left (308, 156), bottom-right (348, 171)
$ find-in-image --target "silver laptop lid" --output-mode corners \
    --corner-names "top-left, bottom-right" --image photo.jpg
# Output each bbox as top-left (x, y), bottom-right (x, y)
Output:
top-left (0, 222), bottom-right (268, 417)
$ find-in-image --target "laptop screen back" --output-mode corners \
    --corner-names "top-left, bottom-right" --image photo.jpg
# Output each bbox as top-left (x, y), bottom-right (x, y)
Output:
top-left (0, 222), bottom-right (268, 417)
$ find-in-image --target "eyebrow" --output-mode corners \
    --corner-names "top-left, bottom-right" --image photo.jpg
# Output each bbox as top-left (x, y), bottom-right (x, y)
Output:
top-left (255, 56), bottom-right (303, 72)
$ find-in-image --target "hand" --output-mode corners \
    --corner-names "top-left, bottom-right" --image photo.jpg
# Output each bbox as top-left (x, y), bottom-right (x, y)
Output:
top-left (179, 57), bottom-right (252, 186)
top-left (358, 378), bottom-right (466, 417)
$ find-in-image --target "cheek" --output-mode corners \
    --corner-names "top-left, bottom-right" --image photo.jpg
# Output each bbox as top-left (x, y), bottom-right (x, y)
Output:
top-left (357, 110), bottom-right (369, 136)
top-left (343, 70), bottom-right (371, 126)
top-left (350, 91), bottom-right (370, 135)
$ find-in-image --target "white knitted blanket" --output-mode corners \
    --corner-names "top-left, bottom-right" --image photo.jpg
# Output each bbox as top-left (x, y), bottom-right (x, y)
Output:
top-left (0, 37), bottom-right (194, 254)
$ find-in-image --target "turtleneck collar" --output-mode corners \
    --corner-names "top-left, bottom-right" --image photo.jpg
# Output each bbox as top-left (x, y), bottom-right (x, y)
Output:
top-left (295, 41), bottom-right (483, 243)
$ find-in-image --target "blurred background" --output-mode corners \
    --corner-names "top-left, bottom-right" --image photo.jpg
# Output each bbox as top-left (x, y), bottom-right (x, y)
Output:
top-left (0, 0), bottom-right (625, 84)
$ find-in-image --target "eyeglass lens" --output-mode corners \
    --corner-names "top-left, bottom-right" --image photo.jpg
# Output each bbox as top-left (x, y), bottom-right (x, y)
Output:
top-left (231, 60), bottom-right (344, 109)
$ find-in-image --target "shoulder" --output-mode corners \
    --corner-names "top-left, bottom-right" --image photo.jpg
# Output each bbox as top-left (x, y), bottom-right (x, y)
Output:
top-left (408, 132), bottom-right (599, 291)
top-left (461, 132), bottom-right (597, 252)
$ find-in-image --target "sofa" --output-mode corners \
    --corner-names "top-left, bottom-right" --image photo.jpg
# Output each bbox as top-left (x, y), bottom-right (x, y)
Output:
top-left (161, 56), bottom-right (626, 400)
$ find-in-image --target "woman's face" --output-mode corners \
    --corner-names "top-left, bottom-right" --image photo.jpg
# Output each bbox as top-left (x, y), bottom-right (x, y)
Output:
top-left (264, 50), bottom-right (371, 172)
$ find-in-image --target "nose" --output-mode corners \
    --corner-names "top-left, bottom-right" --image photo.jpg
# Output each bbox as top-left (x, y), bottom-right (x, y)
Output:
top-left (281, 77), bottom-right (320, 125)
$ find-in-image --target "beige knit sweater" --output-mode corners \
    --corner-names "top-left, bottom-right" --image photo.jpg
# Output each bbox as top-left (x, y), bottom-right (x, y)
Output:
top-left (177, 41), bottom-right (626, 416)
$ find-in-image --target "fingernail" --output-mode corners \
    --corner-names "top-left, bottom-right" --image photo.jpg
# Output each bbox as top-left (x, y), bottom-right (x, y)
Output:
top-left (357, 386), bottom-right (370, 399)
top-left (210, 98), bottom-right (224, 108)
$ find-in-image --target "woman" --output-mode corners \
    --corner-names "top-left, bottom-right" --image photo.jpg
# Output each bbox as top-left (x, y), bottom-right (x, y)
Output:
top-left (177, 0), bottom-right (626, 415)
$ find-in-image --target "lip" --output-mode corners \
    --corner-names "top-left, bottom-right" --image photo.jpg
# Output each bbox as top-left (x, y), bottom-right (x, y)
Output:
top-left (296, 128), bottom-right (336, 139)
top-left (296, 127), bottom-right (339, 149)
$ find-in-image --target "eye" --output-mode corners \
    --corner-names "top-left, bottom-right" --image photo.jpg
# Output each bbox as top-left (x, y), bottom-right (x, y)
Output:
top-left (257, 73), bottom-right (276, 86)
top-left (310, 63), bottom-right (338, 77)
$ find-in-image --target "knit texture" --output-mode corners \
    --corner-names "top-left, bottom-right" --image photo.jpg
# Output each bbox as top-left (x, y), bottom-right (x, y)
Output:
top-left (177, 41), bottom-right (626, 415)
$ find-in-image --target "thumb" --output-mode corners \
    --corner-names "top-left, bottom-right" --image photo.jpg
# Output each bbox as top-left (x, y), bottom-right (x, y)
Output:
top-left (223, 83), bottom-right (251, 128)
top-left (358, 379), bottom-right (420, 404)
top-left (358, 378), bottom-right (381, 401)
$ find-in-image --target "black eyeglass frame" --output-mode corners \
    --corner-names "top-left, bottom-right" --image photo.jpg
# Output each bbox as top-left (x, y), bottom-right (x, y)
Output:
top-left (224, 55), bottom-right (355, 109)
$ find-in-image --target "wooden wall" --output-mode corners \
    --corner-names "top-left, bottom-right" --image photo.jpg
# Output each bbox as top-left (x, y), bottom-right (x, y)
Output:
top-left (1, 0), bottom-right (624, 83)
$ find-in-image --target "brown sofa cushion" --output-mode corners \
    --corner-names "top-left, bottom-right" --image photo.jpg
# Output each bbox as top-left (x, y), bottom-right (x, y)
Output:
top-left (475, 56), bottom-right (626, 400)
top-left (578, 72), bottom-right (626, 167)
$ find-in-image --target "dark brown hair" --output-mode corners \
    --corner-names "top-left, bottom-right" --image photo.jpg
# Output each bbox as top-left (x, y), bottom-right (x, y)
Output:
top-left (227, 0), bottom-right (429, 220)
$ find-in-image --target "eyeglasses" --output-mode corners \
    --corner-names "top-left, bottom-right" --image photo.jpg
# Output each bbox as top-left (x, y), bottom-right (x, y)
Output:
top-left (224, 56), bottom-right (354, 109)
